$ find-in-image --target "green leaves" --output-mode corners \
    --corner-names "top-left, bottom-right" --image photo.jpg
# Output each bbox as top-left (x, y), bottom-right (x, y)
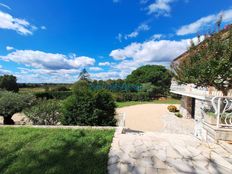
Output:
top-left (173, 28), bottom-right (232, 96)
top-left (0, 92), bottom-right (36, 124)
top-left (61, 90), bottom-right (116, 126)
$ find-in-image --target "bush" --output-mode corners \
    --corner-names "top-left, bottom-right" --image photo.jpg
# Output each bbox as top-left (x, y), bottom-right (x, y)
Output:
top-left (51, 86), bottom-right (70, 92)
top-left (114, 92), bottom-right (151, 102)
top-left (0, 91), bottom-right (36, 124)
top-left (24, 100), bottom-right (61, 125)
top-left (34, 91), bottom-right (72, 100)
top-left (61, 90), bottom-right (116, 126)
top-left (167, 105), bottom-right (178, 112)
top-left (175, 112), bottom-right (183, 118)
top-left (94, 90), bottom-right (116, 126)
top-left (0, 75), bottom-right (19, 92)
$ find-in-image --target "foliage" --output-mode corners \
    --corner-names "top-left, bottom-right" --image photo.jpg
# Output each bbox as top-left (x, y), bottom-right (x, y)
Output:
top-left (72, 80), bottom-right (90, 93)
top-left (0, 92), bottom-right (36, 124)
top-left (61, 89), bottom-right (116, 126)
top-left (78, 68), bottom-right (91, 81)
top-left (93, 90), bottom-right (116, 125)
top-left (0, 75), bottom-right (19, 92)
top-left (113, 92), bottom-right (150, 102)
top-left (172, 28), bottom-right (232, 96)
top-left (167, 105), bottom-right (178, 112)
top-left (90, 79), bottom-right (141, 93)
top-left (126, 65), bottom-right (172, 96)
top-left (175, 112), bottom-right (183, 118)
top-left (34, 91), bottom-right (72, 100)
top-left (0, 127), bottom-right (114, 174)
top-left (51, 85), bottom-right (70, 92)
top-left (24, 100), bottom-right (61, 125)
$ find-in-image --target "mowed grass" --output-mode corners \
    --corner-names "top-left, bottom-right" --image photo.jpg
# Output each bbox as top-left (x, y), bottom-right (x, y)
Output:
top-left (0, 127), bottom-right (114, 174)
top-left (116, 98), bottom-right (180, 108)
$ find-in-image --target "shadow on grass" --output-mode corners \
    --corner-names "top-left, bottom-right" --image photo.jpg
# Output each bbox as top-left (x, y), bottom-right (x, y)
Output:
top-left (0, 128), bottom-right (114, 174)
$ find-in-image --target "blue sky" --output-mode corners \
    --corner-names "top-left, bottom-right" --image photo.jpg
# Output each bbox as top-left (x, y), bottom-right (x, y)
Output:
top-left (0, 0), bottom-right (231, 83)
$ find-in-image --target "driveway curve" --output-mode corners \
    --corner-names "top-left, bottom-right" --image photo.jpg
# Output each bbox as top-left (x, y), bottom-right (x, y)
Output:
top-left (117, 104), bottom-right (175, 132)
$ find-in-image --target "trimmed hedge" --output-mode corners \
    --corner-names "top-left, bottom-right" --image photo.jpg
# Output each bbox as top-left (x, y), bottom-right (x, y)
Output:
top-left (113, 92), bottom-right (156, 102)
top-left (34, 91), bottom-right (72, 100)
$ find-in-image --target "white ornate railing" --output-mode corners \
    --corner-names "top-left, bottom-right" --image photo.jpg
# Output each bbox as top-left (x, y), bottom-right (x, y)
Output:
top-left (211, 96), bottom-right (232, 128)
top-left (170, 81), bottom-right (224, 97)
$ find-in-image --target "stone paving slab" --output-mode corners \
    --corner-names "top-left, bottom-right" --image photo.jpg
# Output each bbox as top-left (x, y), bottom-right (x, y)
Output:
top-left (108, 128), bottom-right (232, 174)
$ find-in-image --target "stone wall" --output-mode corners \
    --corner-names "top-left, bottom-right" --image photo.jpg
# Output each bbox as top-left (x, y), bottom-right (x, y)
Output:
top-left (179, 96), bottom-right (192, 119)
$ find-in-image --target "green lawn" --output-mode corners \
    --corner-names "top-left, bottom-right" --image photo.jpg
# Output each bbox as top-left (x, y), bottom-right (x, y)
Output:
top-left (116, 98), bottom-right (180, 108)
top-left (0, 127), bottom-right (114, 174)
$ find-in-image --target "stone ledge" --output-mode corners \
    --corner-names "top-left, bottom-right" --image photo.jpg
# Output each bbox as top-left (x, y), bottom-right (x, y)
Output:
top-left (0, 125), bottom-right (116, 130)
top-left (203, 122), bottom-right (232, 142)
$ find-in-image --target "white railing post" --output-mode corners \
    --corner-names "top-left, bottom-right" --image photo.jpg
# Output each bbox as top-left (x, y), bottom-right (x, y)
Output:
top-left (217, 98), bottom-right (221, 128)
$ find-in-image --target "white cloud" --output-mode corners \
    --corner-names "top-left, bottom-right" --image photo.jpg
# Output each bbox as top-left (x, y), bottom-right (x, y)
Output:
top-left (150, 34), bottom-right (163, 40)
top-left (147, 0), bottom-right (174, 16)
top-left (6, 46), bottom-right (14, 51)
top-left (0, 50), bottom-right (95, 70)
top-left (110, 39), bottom-right (190, 64)
top-left (99, 62), bottom-right (111, 66)
top-left (0, 3), bottom-right (11, 10)
top-left (0, 11), bottom-right (37, 35)
top-left (89, 67), bottom-right (103, 71)
top-left (177, 8), bottom-right (232, 36)
top-left (91, 71), bottom-right (122, 80)
top-left (116, 33), bottom-right (123, 42)
top-left (41, 26), bottom-right (46, 30)
top-left (0, 65), bottom-right (11, 75)
top-left (124, 24), bottom-right (150, 40)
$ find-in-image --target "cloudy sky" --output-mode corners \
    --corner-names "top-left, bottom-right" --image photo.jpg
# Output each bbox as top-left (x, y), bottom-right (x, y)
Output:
top-left (0, 0), bottom-right (231, 83)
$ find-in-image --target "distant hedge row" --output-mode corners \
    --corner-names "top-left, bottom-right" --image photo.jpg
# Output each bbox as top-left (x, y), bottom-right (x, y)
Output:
top-left (34, 91), bottom-right (165, 101)
top-left (113, 92), bottom-right (159, 102)
top-left (34, 91), bottom-right (72, 100)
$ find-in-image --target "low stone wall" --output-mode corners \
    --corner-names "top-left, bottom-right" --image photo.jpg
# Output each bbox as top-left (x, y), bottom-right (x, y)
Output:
top-left (0, 125), bottom-right (116, 130)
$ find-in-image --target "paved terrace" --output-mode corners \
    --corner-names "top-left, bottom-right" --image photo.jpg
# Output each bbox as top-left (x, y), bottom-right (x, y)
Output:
top-left (109, 104), bottom-right (232, 174)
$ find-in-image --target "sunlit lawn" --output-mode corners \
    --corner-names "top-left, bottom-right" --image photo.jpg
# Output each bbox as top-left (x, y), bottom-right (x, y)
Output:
top-left (116, 98), bottom-right (180, 108)
top-left (0, 127), bottom-right (114, 174)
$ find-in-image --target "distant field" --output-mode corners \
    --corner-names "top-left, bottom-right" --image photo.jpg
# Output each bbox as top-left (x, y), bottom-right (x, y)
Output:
top-left (19, 85), bottom-right (72, 93)
top-left (116, 98), bottom-right (181, 108)
top-left (19, 87), bottom-right (46, 93)
top-left (0, 127), bottom-right (114, 174)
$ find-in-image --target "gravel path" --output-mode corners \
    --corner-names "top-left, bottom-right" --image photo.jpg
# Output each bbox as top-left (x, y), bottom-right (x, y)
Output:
top-left (117, 104), bottom-right (169, 132)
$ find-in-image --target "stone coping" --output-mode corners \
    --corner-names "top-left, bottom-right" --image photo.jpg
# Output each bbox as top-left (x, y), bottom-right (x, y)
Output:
top-left (0, 125), bottom-right (116, 130)
top-left (203, 122), bottom-right (232, 132)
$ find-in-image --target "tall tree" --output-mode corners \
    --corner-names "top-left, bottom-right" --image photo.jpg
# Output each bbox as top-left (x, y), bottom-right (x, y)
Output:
top-left (126, 65), bottom-right (172, 95)
top-left (78, 68), bottom-right (91, 82)
top-left (172, 28), bottom-right (232, 96)
top-left (0, 75), bottom-right (19, 92)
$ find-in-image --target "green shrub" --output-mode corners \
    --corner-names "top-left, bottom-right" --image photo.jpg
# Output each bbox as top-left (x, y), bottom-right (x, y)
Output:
top-left (34, 91), bottom-right (72, 100)
top-left (24, 100), bottom-right (61, 125)
top-left (94, 90), bottom-right (116, 126)
top-left (0, 91), bottom-right (36, 124)
top-left (51, 86), bottom-right (70, 92)
top-left (114, 92), bottom-right (151, 102)
top-left (0, 75), bottom-right (19, 92)
top-left (61, 90), bottom-right (116, 126)
top-left (175, 112), bottom-right (183, 118)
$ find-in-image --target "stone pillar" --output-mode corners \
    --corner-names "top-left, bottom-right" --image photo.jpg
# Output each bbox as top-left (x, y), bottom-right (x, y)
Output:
top-left (179, 96), bottom-right (192, 119)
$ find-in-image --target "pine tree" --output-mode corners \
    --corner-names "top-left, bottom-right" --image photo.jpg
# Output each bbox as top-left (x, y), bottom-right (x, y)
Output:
top-left (78, 68), bottom-right (91, 81)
